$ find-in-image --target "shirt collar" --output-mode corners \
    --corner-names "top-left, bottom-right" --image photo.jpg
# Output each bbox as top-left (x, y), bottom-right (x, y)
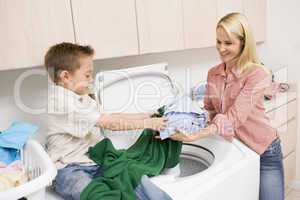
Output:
top-left (49, 83), bottom-right (84, 101)
top-left (213, 63), bottom-right (239, 79)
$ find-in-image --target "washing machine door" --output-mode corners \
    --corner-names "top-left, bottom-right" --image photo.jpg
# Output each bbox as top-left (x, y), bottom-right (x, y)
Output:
top-left (95, 63), bottom-right (179, 149)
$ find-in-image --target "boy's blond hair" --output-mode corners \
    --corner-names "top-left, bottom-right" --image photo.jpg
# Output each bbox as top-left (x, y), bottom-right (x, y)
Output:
top-left (45, 42), bottom-right (94, 83)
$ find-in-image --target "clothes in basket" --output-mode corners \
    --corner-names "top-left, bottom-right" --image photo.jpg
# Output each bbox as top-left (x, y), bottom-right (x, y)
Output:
top-left (0, 121), bottom-right (38, 165)
top-left (0, 121), bottom-right (38, 192)
top-left (0, 161), bottom-right (27, 191)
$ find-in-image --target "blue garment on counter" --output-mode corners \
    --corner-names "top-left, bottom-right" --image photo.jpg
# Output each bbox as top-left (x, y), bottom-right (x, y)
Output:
top-left (0, 121), bottom-right (38, 164)
top-left (160, 96), bottom-right (207, 140)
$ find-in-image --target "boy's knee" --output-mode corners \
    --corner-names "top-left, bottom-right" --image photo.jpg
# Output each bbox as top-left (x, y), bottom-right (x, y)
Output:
top-left (54, 170), bottom-right (92, 200)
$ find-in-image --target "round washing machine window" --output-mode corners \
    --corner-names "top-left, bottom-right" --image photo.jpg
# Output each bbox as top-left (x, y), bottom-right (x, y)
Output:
top-left (179, 143), bottom-right (215, 177)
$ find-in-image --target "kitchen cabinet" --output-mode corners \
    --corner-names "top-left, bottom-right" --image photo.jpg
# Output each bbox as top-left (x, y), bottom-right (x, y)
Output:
top-left (278, 118), bottom-right (297, 158)
top-left (265, 92), bottom-right (297, 196)
top-left (244, 0), bottom-right (267, 42)
top-left (71, 0), bottom-right (139, 60)
top-left (0, 0), bottom-right (74, 70)
top-left (182, 0), bottom-right (217, 49)
top-left (217, 0), bottom-right (266, 42)
top-left (0, 0), bottom-right (268, 71)
top-left (284, 152), bottom-right (296, 196)
top-left (217, 0), bottom-right (244, 20)
top-left (135, 0), bottom-right (184, 54)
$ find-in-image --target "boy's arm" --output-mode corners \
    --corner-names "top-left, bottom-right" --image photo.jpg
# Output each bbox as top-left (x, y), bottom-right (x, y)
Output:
top-left (109, 112), bottom-right (153, 120)
top-left (97, 114), bottom-right (166, 131)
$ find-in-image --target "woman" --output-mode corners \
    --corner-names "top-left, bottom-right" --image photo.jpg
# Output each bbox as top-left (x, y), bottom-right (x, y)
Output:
top-left (171, 13), bottom-right (284, 200)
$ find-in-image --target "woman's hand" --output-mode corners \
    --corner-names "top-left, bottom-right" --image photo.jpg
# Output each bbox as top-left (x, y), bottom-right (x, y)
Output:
top-left (170, 124), bottom-right (218, 142)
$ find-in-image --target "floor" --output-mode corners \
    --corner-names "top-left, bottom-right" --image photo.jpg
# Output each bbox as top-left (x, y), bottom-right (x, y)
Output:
top-left (46, 188), bottom-right (63, 200)
top-left (286, 188), bottom-right (300, 200)
top-left (46, 186), bottom-right (300, 200)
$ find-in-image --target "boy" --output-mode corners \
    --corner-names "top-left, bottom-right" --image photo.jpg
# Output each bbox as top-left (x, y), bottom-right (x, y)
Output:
top-left (45, 42), bottom-right (167, 200)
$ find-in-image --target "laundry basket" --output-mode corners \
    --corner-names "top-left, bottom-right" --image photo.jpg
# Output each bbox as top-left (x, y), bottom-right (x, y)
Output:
top-left (0, 139), bottom-right (57, 200)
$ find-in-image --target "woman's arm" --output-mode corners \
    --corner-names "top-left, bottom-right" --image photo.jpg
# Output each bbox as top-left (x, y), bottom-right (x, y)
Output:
top-left (169, 124), bottom-right (217, 142)
top-left (212, 68), bottom-right (271, 139)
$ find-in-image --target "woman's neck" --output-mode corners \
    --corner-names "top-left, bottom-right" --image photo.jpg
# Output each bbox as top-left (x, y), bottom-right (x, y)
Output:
top-left (225, 60), bottom-right (240, 76)
top-left (225, 59), bottom-right (237, 69)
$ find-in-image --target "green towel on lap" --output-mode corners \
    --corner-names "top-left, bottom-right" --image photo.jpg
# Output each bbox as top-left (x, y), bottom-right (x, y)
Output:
top-left (81, 109), bottom-right (182, 200)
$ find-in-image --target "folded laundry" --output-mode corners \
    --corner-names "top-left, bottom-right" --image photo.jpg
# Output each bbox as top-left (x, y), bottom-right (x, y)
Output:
top-left (160, 111), bottom-right (207, 140)
top-left (0, 170), bottom-right (27, 192)
top-left (0, 160), bottom-right (24, 173)
top-left (0, 121), bottom-right (38, 165)
top-left (160, 96), bottom-right (208, 140)
top-left (0, 160), bottom-right (27, 192)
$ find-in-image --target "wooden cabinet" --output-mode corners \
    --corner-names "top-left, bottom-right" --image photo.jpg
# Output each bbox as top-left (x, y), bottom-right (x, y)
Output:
top-left (182, 0), bottom-right (217, 49)
top-left (217, 0), bottom-right (244, 20)
top-left (136, 0), bottom-right (184, 54)
top-left (71, 0), bottom-right (139, 60)
top-left (266, 93), bottom-right (297, 196)
top-left (0, 0), bottom-right (74, 70)
top-left (216, 0), bottom-right (266, 42)
top-left (0, 0), bottom-right (267, 71)
top-left (243, 0), bottom-right (267, 42)
top-left (283, 152), bottom-right (296, 195)
top-left (278, 118), bottom-right (297, 158)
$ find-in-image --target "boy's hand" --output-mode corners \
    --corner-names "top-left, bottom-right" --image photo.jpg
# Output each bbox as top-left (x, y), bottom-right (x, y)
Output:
top-left (141, 112), bottom-right (155, 118)
top-left (145, 117), bottom-right (167, 131)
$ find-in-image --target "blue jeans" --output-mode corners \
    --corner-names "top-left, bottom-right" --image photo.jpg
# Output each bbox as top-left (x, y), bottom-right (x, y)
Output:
top-left (53, 164), bottom-right (102, 200)
top-left (53, 163), bottom-right (172, 200)
top-left (259, 138), bottom-right (284, 200)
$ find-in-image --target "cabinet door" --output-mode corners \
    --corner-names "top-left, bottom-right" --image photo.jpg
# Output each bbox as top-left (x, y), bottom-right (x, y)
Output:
top-left (182, 0), bottom-right (217, 48)
top-left (71, 0), bottom-right (138, 59)
top-left (217, 0), bottom-right (244, 20)
top-left (0, 0), bottom-right (74, 70)
top-left (283, 152), bottom-right (296, 194)
top-left (136, 0), bottom-right (184, 54)
top-left (244, 0), bottom-right (266, 42)
top-left (278, 118), bottom-right (297, 157)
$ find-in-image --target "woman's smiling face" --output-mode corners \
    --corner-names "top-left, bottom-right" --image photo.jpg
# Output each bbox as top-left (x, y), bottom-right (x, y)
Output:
top-left (216, 26), bottom-right (243, 66)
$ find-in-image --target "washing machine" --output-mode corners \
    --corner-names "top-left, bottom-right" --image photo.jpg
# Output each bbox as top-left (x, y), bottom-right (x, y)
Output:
top-left (95, 63), bottom-right (260, 200)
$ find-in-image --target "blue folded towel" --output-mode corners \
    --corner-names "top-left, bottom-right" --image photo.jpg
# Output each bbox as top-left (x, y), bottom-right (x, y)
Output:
top-left (0, 121), bottom-right (38, 164)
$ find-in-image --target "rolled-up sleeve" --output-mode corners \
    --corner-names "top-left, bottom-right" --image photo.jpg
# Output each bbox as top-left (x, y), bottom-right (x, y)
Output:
top-left (212, 68), bottom-right (271, 138)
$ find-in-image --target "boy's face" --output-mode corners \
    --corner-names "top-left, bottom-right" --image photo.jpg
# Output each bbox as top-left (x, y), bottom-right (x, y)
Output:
top-left (66, 56), bottom-right (94, 95)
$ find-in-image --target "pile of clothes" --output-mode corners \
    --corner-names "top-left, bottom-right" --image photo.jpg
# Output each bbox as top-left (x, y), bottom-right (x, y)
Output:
top-left (159, 96), bottom-right (208, 140)
top-left (81, 96), bottom-right (208, 200)
top-left (0, 121), bottom-right (38, 191)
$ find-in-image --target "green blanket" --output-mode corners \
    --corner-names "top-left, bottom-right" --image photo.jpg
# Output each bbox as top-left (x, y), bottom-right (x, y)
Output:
top-left (81, 111), bottom-right (182, 200)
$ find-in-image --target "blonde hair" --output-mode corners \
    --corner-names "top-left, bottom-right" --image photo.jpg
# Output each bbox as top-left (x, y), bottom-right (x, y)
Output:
top-left (217, 12), bottom-right (264, 74)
